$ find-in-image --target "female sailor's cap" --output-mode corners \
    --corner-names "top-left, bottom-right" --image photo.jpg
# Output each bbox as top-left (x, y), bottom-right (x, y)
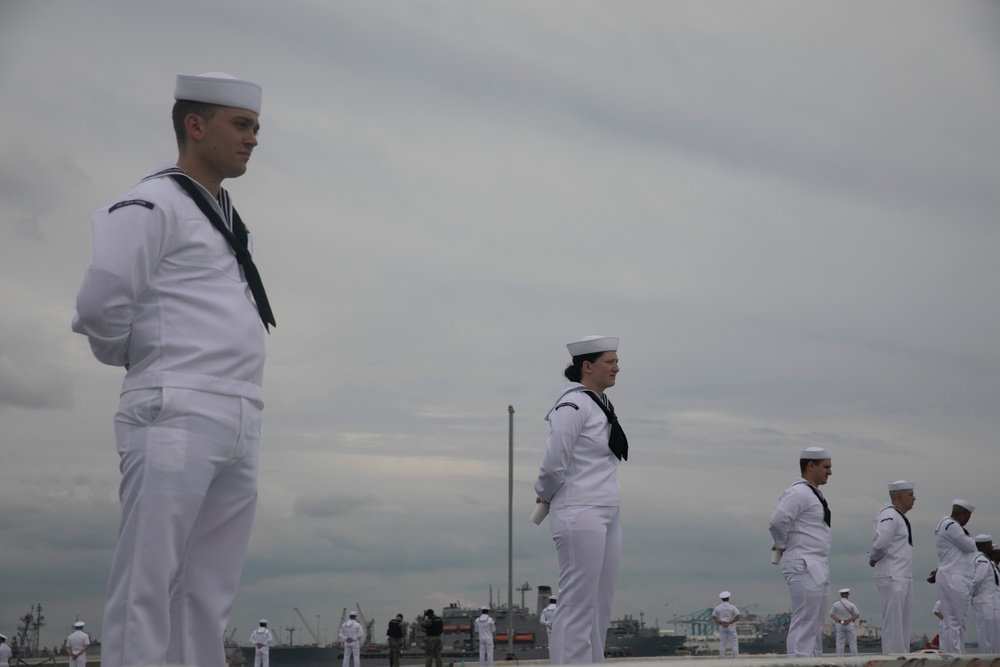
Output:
top-left (175, 72), bottom-right (262, 115)
top-left (719, 591), bottom-right (731, 599)
top-left (74, 621), bottom-right (85, 627)
top-left (888, 480), bottom-right (915, 491)
top-left (567, 335), bottom-right (618, 357)
top-left (799, 447), bottom-right (831, 460)
top-left (839, 588), bottom-right (850, 594)
top-left (975, 534), bottom-right (993, 543)
top-left (953, 499), bottom-right (975, 512)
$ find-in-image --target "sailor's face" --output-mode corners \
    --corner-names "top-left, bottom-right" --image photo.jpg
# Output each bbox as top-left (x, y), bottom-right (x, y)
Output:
top-left (807, 459), bottom-right (832, 486)
top-left (585, 351), bottom-right (619, 392)
top-left (201, 106), bottom-right (260, 180)
top-left (897, 489), bottom-right (916, 513)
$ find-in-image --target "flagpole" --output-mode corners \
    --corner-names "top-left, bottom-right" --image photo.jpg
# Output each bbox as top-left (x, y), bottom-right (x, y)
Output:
top-left (507, 404), bottom-right (515, 659)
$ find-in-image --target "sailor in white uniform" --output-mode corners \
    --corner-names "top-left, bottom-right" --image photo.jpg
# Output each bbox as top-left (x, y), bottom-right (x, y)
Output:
top-left (768, 447), bottom-right (832, 658)
top-left (0, 634), bottom-right (11, 667)
top-left (869, 480), bottom-right (916, 654)
top-left (935, 499), bottom-right (977, 653)
top-left (829, 589), bottom-right (860, 656)
top-left (475, 606), bottom-right (497, 666)
top-left (971, 535), bottom-right (999, 653)
top-left (340, 611), bottom-right (364, 667)
top-left (535, 336), bottom-right (627, 664)
top-left (712, 591), bottom-right (741, 659)
top-left (250, 620), bottom-right (274, 667)
top-left (539, 597), bottom-right (557, 647)
top-left (65, 621), bottom-right (90, 667)
top-left (72, 72), bottom-right (272, 667)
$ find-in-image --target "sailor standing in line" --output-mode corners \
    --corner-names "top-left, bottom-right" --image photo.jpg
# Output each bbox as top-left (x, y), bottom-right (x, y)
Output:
top-left (65, 621), bottom-right (90, 667)
top-left (475, 606), bottom-right (497, 667)
top-left (830, 589), bottom-right (860, 657)
top-left (0, 634), bottom-right (11, 667)
top-left (250, 620), bottom-right (274, 667)
top-left (971, 535), bottom-right (999, 653)
top-left (539, 597), bottom-right (557, 648)
top-left (712, 591), bottom-right (741, 659)
top-left (535, 335), bottom-right (628, 664)
top-left (935, 500), bottom-right (977, 653)
top-left (72, 71), bottom-right (273, 667)
top-left (869, 480), bottom-right (916, 654)
top-left (340, 611), bottom-right (364, 667)
top-left (768, 447), bottom-right (833, 658)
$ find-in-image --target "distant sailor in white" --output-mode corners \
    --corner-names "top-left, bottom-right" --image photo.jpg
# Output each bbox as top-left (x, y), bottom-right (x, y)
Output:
top-left (935, 499), bottom-right (977, 653)
top-left (869, 480), bottom-right (916, 654)
top-left (0, 634), bottom-right (11, 667)
top-left (971, 535), bottom-right (999, 653)
top-left (340, 611), bottom-right (364, 667)
top-left (712, 591), bottom-right (741, 659)
top-left (65, 621), bottom-right (90, 667)
top-left (475, 606), bottom-right (497, 667)
top-left (768, 446), bottom-right (832, 658)
top-left (540, 597), bottom-right (557, 647)
top-left (829, 589), bottom-right (860, 657)
top-left (535, 335), bottom-right (628, 664)
top-left (250, 620), bottom-right (274, 667)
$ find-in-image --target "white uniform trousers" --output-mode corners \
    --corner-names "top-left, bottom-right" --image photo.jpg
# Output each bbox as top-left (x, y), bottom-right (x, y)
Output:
top-left (102, 388), bottom-right (261, 667)
top-left (479, 639), bottom-right (494, 666)
top-left (835, 622), bottom-right (858, 656)
top-left (343, 641), bottom-right (361, 667)
top-left (69, 654), bottom-right (86, 667)
top-left (780, 557), bottom-right (829, 657)
top-left (548, 505), bottom-right (621, 664)
top-left (971, 598), bottom-right (995, 653)
top-left (718, 626), bottom-right (739, 658)
top-left (254, 646), bottom-right (270, 667)
top-left (876, 576), bottom-right (913, 654)
top-left (937, 571), bottom-right (972, 653)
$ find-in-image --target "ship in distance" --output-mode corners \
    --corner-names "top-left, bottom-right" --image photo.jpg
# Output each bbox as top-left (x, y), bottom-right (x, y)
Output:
top-left (233, 587), bottom-right (686, 667)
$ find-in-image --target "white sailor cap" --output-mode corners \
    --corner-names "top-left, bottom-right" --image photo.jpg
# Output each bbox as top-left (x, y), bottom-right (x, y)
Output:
top-left (349, 611), bottom-right (357, 617)
top-left (74, 621), bottom-right (85, 628)
top-left (888, 480), bottom-right (915, 492)
top-left (975, 534), bottom-right (993, 543)
top-left (839, 588), bottom-right (850, 594)
top-left (567, 335), bottom-right (618, 357)
top-left (0, 633), bottom-right (6, 640)
top-left (175, 72), bottom-right (262, 115)
top-left (260, 619), bottom-right (268, 625)
top-left (719, 591), bottom-right (731, 599)
top-left (799, 447), bottom-right (831, 460)
top-left (953, 499), bottom-right (975, 513)
top-left (481, 606), bottom-right (490, 611)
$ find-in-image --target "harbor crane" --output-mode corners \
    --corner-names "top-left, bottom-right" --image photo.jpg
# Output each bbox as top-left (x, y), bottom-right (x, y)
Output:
top-left (293, 607), bottom-right (320, 646)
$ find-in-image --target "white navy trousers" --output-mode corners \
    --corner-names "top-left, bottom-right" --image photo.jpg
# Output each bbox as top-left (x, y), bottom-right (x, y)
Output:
top-left (780, 556), bottom-right (829, 657)
top-left (102, 387), bottom-right (261, 667)
top-left (718, 626), bottom-right (739, 658)
top-left (478, 637), bottom-right (494, 666)
top-left (876, 576), bottom-right (912, 653)
top-left (937, 571), bottom-right (972, 653)
top-left (548, 505), bottom-right (621, 664)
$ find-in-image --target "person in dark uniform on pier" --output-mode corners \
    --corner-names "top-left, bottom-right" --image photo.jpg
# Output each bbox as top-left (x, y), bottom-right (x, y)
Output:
top-left (420, 609), bottom-right (443, 667)
top-left (387, 613), bottom-right (405, 667)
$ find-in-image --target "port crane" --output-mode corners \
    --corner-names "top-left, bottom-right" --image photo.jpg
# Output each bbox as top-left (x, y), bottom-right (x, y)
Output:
top-left (293, 607), bottom-right (320, 646)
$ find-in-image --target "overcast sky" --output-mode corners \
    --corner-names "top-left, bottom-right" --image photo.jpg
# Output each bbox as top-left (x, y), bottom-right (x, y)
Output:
top-left (2, 0), bottom-right (1000, 652)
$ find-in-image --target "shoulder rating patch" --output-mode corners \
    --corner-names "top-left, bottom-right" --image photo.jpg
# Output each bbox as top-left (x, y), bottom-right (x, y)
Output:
top-left (554, 402), bottom-right (579, 411)
top-left (109, 199), bottom-right (155, 214)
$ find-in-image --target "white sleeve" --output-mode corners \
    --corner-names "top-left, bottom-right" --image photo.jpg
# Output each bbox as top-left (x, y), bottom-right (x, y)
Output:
top-left (870, 512), bottom-right (894, 561)
top-left (534, 402), bottom-right (585, 503)
top-left (943, 521), bottom-right (977, 553)
top-left (72, 199), bottom-right (169, 366)
top-left (768, 486), bottom-right (806, 550)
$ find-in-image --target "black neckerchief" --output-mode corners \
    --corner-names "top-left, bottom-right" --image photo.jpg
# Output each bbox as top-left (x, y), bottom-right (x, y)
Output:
top-left (164, 171), bottom-right (276, 330)
top-left (583, 390), bottom-right (628, 461)
top-left (795, 480), bottom-right (831, 527)
top-left (891, 506), bottom-right (913, 546)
